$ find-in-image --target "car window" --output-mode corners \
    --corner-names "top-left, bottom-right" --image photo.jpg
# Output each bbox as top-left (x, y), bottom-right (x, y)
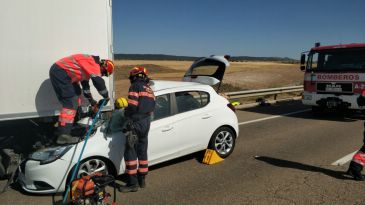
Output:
top-left (152, 94), bottom-right (171, 121)
top-left (190, 65), bottom-right (219, 76)
top-left (175, 91), bottom-right (209, 113)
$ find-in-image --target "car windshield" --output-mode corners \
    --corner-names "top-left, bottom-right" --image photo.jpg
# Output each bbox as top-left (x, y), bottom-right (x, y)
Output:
top-left (308, 48), bottom-right (365, 71)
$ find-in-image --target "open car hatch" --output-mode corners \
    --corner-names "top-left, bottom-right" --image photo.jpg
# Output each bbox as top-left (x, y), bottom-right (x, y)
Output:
top-left (182, 55), bottom-right (230, 86)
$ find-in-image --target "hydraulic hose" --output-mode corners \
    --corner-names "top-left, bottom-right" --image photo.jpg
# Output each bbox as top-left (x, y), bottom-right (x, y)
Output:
top-left (62, 99), bottom-right (106, 205)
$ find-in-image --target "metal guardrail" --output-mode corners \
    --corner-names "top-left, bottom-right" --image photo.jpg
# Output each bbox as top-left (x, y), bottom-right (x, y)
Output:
top-left (225, 85), bottom-right (304, 100)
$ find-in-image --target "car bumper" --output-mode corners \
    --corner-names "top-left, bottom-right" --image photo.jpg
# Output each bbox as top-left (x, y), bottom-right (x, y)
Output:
top-left (17, 158), bottom-right (72, 194)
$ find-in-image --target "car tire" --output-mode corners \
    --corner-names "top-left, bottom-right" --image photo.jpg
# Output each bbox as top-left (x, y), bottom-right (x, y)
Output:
top-left (208, 127), bottom-right (236, 158)
top-left (65, 157), bottom-right (112, 190)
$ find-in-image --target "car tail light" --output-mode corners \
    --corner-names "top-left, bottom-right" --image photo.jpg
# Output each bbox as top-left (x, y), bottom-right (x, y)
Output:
top-left (227, 103), bottom-right (236, 113)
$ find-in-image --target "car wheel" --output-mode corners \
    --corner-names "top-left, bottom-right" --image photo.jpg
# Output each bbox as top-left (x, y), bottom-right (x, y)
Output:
top-left (77, 158), bottom-right (109, 177)
top-left (208, 127), bottom-right (236, 158)
top-left (66, 157), bottom-right (111, 189)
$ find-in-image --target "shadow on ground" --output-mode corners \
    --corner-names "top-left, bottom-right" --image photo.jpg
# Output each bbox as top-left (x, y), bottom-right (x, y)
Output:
top-left (238, 100), bottom-right (365, 122)
top-left (255, 156), bottom-right (354, 180)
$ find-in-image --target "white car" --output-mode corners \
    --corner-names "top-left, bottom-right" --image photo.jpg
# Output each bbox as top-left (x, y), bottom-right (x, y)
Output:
top-left (17, 55), bottom-right (239, 193)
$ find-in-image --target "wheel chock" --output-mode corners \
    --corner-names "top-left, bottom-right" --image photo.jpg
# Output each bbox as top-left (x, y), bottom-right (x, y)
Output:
top-left (202, 149), bottom-right (224, 165)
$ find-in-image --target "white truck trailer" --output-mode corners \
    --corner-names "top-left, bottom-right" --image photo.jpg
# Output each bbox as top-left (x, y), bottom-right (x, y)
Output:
top-left (0, 0), bottom-right (114, 177)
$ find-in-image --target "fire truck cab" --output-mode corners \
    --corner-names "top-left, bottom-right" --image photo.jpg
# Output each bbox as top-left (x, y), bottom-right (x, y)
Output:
top-left (300, 43), bottom-right (365, 113)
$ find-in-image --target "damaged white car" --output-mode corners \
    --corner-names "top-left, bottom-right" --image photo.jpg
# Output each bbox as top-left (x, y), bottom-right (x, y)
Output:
top-left (17, 55), bottom-right (239, 193)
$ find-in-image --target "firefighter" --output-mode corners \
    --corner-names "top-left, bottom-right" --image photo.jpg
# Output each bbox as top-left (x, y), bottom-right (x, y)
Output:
top-left (49, 54), bottom-right (114, 144)
top-left (346, 94), bottom-right (365, 180)
top-left (119, 67), bottom-right (155, 192)
top-left (347, 145), bottom-right (365, 181)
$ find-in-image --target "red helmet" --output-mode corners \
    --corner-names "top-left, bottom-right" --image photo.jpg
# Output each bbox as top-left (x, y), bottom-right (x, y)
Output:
top-left (101, 59), bottom-right (114, 76)
top-left (129, 66), bottom-right (148, 78)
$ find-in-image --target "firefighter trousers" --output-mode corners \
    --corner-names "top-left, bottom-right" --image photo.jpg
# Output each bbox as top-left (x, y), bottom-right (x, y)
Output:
top-left (49, 64), bottom-right (81, 136)
top-left (124, 117), bottom-right (151, 185)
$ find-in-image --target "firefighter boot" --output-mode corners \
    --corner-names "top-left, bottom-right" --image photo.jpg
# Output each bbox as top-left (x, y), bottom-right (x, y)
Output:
top-left (346, 161), bottom-right (364, 181)
top-left (138, 175), bottom-right (146, 188)
top-left (118, 183), bottom-right (139, 193)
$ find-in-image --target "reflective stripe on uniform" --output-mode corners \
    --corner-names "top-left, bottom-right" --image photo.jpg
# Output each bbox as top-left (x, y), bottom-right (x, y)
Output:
top-left (139, 160), bottom-right (148, 165)
top-left (83, 89), bottom-right (91, 94)
top-left (353, 151), bottom-right (365, 165)
top-left (126, 160), bottom-right (138, 166)
top-left (59, 108), bottom-right (76, 124)
top-left (126, 169), bottom-right (137, 174)
top-left (129, 92), bottom-right (139, 98)
top-left (139, 91), bottom-right (155, 99)
top-left (128, 99), bottom-right (139, 106)
top-left (99, 89), bottom-right (108, 95)
top-left (138, 167), bottom-right (148, 173)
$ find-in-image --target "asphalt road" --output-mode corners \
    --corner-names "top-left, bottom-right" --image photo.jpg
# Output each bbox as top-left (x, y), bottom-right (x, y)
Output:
top-left (1, 100), bottom-right (365, 205)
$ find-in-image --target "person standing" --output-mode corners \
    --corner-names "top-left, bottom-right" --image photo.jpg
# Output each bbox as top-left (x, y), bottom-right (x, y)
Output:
top-left (49, 54), bottom-right (114, 144)
top-left (119, 67), bottom-right (155, 192)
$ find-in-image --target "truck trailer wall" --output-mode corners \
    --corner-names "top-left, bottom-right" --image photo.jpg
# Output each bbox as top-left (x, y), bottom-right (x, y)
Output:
top-left (0, 0), bottom-right (114, 121)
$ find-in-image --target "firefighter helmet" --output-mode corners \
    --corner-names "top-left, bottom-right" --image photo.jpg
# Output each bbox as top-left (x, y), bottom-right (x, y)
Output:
top-left (101, 59), bottom-right (115, 76)
top-left (115, 97), bottom-right (128, 109)
top-left (129, 66), bottom-right (148, 79)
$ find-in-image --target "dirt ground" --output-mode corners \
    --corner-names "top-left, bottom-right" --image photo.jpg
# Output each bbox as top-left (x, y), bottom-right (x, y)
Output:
top-left (113, 60), bottom-right (304, 98)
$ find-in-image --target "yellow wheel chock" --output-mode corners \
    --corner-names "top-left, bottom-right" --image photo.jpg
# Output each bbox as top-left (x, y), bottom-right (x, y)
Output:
top-left (202, 149), bottom-right (224, 165)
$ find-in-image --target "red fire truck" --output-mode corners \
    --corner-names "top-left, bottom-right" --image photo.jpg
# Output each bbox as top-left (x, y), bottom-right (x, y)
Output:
top-left (300, 43), bottom-right (365, 113)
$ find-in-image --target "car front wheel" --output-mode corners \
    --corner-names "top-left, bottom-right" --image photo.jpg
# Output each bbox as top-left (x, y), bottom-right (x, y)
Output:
top-left (208, 127), bottom-right (236, 158)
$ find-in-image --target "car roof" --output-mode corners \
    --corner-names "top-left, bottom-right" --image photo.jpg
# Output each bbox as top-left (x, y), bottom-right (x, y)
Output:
top-left (149, 80), bottom-right (211, 92)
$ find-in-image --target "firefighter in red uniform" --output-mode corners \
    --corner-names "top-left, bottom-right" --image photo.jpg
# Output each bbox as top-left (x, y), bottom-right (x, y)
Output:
top-left (49, 54), bottom-right (114, 144)
top-left (119, 67), bottom-right (155, 192)
top-left (346, 93), bottom-right (365, 180)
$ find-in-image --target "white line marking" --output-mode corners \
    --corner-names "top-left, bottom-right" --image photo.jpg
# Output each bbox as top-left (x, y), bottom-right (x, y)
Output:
top-left (238, 109), bottom-right (311, 126)
top-left (331, 151), bottom-right (358, 166)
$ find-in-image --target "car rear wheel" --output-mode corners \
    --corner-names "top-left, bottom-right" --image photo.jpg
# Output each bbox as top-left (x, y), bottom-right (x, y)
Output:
top-left (208, 127), bottom-right (236, 158)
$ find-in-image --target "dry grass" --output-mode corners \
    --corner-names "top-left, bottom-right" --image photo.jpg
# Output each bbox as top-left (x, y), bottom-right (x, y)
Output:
top-left (113, 60), bottom-right (303, 98)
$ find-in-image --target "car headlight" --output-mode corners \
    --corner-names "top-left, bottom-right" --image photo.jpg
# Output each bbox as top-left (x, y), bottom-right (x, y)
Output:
top-left (29, 146), bottom-right (72, 165)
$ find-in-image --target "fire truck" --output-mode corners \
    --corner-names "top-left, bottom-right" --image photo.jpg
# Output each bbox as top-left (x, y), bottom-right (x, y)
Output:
top-left (300, 43), bottom-right (365, 113)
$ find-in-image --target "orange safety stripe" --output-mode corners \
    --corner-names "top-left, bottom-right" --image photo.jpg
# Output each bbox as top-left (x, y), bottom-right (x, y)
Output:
top-left (126, 169), bottom-right (138, 175)
top-left (139, 160), bottom-right (148, 165)
top-left (128, 99), bottom-right (139, 106)
top-left (138, 168), bottom-right (148, 173)
top-left (139, 92), bottom-right (155, 98)
top-left (59, 108), bottom-right (76, 124)
top-left (128, 92), bottom-right (139, 98)
top-left (125, 160), bottom-right (138, 166)
top-left (353, 152), bottom-right (365, 165)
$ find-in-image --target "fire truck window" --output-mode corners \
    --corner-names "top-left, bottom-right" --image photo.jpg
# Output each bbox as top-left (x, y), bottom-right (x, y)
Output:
top-left (310, 53), bottom-right (319, 70)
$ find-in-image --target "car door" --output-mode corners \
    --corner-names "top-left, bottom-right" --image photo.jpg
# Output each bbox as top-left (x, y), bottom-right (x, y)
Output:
top-left (182, 55), bottom-right (230, 87)
top-left (171, 90), bottom-right (214, 154)
top-left (148, 93), bottom-right (183, 165)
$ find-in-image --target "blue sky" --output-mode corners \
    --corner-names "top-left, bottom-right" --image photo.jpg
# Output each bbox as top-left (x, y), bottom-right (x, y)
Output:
top-left (112, 0), bottom-right (365, 59)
